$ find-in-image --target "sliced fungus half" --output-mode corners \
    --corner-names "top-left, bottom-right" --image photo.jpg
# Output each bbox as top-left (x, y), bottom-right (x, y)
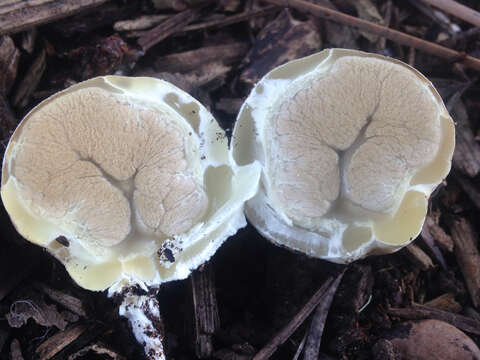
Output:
top-left (1, 76), bottom-right (260, 291)
top-left (232, 48), bottom-right (455, 263)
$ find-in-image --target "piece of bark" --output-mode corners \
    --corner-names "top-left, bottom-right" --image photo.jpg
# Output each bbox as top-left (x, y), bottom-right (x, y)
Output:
top-left (12, 47), bottom-right (46, 109)
top-left (10, 339), bottom-right (24, 360)
top-left (0, 0), bottom-right (109, 35)
top-left (405, 244), bottom-right (434, 271)
top-left (424, 293), bottom-right (462, 313)
top-left (137, 7), bottom-right (204, 51)
top-left (303, 273), bottom-right (344, 360)
top-left (21, 29), bottom-right (37, 54)
top-left (388, 303), bottom-right (480, 335)
top-left (183, 62), bottom-right (231, 91)
top-left (240, 9), bottom-right (321, 86)
top-left (405, 244), bottom-right (433, 271)
top-left (0, 36), bottom-right (20, 95)
top-left (422, 215), bottom-right (454, 253)
top-left (34, 283), bottom-right (87, 317)
top-left (419, 231), bottom-right (447, 271)
top-left (191, 263), bottom-right (220, 358)
top-left (252, 271), bottom-right (344, 360)
top-left (154, 43), bottom-right (248, 73)
top-left (449, 217), bottom-right (480, 308)
top-left (36, 324), bottom-right (87, 360)
top-left (452, 100), bottom-right (480, 177)
top-left (49, 2), bottom-right (139, 38)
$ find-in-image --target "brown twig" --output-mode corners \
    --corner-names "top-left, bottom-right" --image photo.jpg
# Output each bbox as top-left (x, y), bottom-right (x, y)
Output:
top-left (405, 244), bottom-right (434, 271)
top-left (420, 0), bottom-right (480, 28)
top-left (253, 271), bottom-right (344, 360)
top-left (0, 0), bottom-right (108, 35)
top-left (449, 217), bottom-right (480, 308)
top-left (36, 324), bottom-right (87, 360)
top-left (182, 6), bottom-right (278, 32)
top-left (262, 0), bottom-right (480, 71)
top-left (388, 303), bottom-right (480, 335)
top-left (137, 8), bottom-right (204, 52)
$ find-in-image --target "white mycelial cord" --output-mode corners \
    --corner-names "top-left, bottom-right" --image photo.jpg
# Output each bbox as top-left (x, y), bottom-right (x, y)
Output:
top-left (118, 288), bottom-right (165, 360)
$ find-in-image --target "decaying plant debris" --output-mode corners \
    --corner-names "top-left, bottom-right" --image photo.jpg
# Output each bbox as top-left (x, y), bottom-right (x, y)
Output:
top-left (1, 0), bottom-right (480, 359)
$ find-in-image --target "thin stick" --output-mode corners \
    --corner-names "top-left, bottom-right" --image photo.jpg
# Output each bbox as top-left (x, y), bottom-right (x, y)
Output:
top-left (253, 271), bottom-right (344, 360)
top-left (388, 303), bottom-right (480, 335)
top-left (421, 0), bottom-right (480, 28)
top-left (137, 8), bottom-right (203, 51)
top-left (303, 273), bottom-right (344, 360)
top-left (262, 0), bottom-right (480, 71)
top-left (183, 6), bottom-right (278, 32)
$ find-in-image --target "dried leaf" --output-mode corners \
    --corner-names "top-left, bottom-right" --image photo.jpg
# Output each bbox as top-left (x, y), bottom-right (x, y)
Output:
top-left (7, 297), bottom-right (68, 330)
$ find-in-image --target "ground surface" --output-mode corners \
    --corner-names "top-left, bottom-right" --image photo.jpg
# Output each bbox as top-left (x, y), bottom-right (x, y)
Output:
top-left (1, 0), bottom-right (480, 359)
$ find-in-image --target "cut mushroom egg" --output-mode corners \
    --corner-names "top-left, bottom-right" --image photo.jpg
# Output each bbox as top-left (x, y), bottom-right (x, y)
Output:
top-left (1, 76), bottom-right (261, 292)
top-left (232, 48), bottom-right (455, 263)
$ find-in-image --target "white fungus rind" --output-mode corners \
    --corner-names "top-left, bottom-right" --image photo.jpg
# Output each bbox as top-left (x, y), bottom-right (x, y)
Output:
top-left (232, 49), bottom-right (455, 263)
top-left (2, 76), bottom-right (261, 291)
